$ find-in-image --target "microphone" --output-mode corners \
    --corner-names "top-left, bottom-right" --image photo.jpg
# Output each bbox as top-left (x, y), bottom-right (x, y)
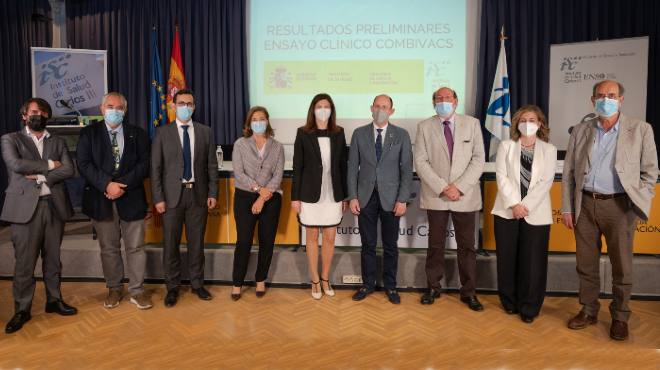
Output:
top-left (60, 99), bottom-right (83, 117)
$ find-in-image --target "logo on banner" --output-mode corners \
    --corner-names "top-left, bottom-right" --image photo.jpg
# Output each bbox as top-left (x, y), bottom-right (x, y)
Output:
top-left (269, 67), bottom-right (293, 89)
top-left (39, 54), bottom-right (72, 85)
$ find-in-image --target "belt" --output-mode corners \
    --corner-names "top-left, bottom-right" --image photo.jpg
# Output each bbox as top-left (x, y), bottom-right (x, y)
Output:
top-left (582, 190), bottom-right (626, 200)
top-left (182, 183), bottom-right (195, 189)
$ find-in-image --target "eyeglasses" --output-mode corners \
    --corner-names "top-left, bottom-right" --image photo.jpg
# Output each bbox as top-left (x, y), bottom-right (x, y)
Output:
top-left (594, 93), bottom-right (619, 99)
top-left (176, 102), bottom-right (195, 108)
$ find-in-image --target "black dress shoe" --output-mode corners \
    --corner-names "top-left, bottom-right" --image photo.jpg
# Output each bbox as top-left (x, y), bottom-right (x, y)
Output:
top-left (386, 289), bottom-right (401, 305)
top-left (504, 308), bottom-right (519, 315)
top-left (521, 315), bottom-right (535, 324)
top-left (45, 300), bottom-right (77, 316)
top-left (420, 289), bottom-right (441, 305)
top-left (352, 287), bottom-right (374, 301)
top-left (255, 290), bottom-right (266, 298)
top-left (192, 287), bottom-right (213, 301)
top-left (231, 292), bottom-right (241, 301)
top-left (164, 289), bottom-right (178, 307)
top-left (5, 311), bottom-right (31, 334)
top-left (460, 296), bottom-right (484, 312)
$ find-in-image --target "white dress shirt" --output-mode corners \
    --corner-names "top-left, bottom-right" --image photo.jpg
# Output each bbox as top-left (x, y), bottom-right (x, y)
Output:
top-left (175, 119), bottom-right (196, 183)
top-left (373, 122), bottom-right (389, 142)
top-left (25, 126), bottom-right (54, 196)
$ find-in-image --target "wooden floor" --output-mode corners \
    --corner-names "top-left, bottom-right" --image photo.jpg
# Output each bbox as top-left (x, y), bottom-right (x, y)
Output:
top-left (0, 281), bottom-right (658, 369)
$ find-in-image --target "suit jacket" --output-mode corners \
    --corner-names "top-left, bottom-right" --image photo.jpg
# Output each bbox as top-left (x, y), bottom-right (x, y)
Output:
top-left (1, 128), bottom-right (74, 223)
top-left (562, 114), bottom-right (659, 221)
top-left (291, 127), bottom-right (348, 203)
top-left (491, 139), bottom-right (557, 225)
top-left (414, 114), bottom-right (485, 212)
top-left (150, 121), bottom-right (219, 208)
top-left (77, 121), bottom-right (150, 222)
top-left (347, 122), bottom-right (413, 211)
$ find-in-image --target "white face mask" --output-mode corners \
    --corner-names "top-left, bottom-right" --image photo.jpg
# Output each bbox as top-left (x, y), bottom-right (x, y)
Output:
top-left (314, 108), bottom-right (331, 122)
top-left (518, 121), bottom-right (539, 137)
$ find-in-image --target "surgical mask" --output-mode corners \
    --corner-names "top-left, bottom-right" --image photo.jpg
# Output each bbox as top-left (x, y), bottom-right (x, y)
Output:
top-left (104, 109), bottom-right (124, 127)
top-left (251, 120), bottom-right (267, 134)
top-left (518, 121), bottom-right (539, 137)
top-left (372, 110), bottom-right (389, 125)
top-left (435, 102), bottom-right (454, 118)
top-left (27, 115), bottom-right (48, 132)
top-left (595, 97), bottom-right (619, 118)
top-left (176, 106), bottom-right (194, 121)
top-left (314, 108), bottom-right (331, 122)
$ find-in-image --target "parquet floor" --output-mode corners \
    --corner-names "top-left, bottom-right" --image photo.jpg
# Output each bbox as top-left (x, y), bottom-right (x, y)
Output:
top-left (0, 281), bottom-right (658, 369)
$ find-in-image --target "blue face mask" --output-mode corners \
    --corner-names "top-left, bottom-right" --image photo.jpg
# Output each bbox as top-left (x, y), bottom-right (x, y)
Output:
top-left (595, 98), bottom-right (619, 118)
top-left (176, 106), bottom-right (194, 121)
top-left (251, 120), bottom-right (267, 134)
top-left (435, 102), bottom-right (454, 118)
top-left (104, 109), bottom-right (124, 126)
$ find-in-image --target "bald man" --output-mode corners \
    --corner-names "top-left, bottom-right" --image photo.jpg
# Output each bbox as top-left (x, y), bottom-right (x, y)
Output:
top-left (562, 80), bottom-right (658, 340)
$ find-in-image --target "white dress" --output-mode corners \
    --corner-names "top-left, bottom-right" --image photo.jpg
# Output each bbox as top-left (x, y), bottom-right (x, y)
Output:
top-left (299, 137), bottom-right (343, 227)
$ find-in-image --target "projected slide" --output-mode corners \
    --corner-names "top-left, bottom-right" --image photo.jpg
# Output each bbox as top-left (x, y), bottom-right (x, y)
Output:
top-left (249, 0), bottom-right (466, 142)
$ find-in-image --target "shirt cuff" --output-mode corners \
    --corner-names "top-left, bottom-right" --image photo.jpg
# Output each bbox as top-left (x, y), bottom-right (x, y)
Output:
top-left (47, 160), bottom-right (54, 170)
top-left (36, 175), bottom-right (47, 184)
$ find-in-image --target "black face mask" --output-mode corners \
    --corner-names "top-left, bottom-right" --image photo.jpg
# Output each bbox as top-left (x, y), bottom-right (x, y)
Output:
top-left (27, 115), bottom-right (48, 132)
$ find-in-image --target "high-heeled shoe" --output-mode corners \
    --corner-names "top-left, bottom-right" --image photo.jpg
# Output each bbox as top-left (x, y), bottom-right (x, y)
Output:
top-left (320, 278), bottom-right (335, 297)
top-left (311, 280), bottom-right (322, 300)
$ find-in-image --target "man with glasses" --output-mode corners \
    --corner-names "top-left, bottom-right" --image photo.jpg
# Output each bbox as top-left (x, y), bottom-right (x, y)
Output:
top-left (77, 92), bottom-right (152, 310)
top-left (151, 89), bottom-right (218, 307)
top-left (562, 80), bottom-right (658, 340)
top-left (414, 87), bottom-right (485, 311)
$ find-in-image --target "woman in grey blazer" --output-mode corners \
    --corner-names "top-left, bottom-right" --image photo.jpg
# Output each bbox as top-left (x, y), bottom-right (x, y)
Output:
top-left (231, 106), bottom-right (285, 300)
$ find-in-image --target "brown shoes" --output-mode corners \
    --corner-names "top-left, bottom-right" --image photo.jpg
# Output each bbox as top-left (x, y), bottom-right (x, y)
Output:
top-left (609, 319), bottom-right (629, 341)
top-left (567, 311), bottom-right (598, 330)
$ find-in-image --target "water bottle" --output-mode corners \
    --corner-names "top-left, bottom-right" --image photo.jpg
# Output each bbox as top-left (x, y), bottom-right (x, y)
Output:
top-left (216, 145), bottom-right (224, 169)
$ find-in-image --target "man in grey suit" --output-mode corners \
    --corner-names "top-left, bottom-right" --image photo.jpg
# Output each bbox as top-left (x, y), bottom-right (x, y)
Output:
top-left (1, 98), bottom-right (77, 334)
top-left (414, 87), bottom-right (485, 311)
top-left (151, 89), bottom-right (218, 307)
top-left (562, 80), bottom-right (658, 340)
top-left (348, 94), bottom-right (413, 304)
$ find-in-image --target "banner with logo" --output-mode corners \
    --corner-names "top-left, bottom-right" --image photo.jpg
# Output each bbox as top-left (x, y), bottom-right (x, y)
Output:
top-left (31, 47), bottom-right (108, 116)
top-left (302, 180), bottom-right (473, 250)
top-left (548, 37), bottom-right (648, 150)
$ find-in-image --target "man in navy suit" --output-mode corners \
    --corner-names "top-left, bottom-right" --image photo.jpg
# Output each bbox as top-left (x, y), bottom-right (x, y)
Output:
top-left (77, 92), bottom-right (152, 310)
top-left (347, 94), bottom-right (413, 304)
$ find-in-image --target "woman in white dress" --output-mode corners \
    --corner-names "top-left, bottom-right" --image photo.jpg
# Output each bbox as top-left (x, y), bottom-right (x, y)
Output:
top-left (292, 93), bottom-right (348, 299)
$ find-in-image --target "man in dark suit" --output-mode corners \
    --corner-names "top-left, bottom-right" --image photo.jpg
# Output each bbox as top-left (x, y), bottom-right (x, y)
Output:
top-left (151, 89), bottom-right (218, 307)
top-left (347, 94), bottom-right (413, 304)
top-left (77, 92), bottom-right (152, 310)
top-left (1, 98), bottom-right (77, 334)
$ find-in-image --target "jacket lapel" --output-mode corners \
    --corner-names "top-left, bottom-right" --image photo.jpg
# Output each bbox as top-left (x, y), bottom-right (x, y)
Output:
top-left (192, 122), bottom-right (203, 167)
top-left (529, 141), bottom-right (544, 187)
top-left (512, 140), bottom-right (521, 187)
top-left (431, 116), bottom-right (450, 159)
top-left (18, 130), bottom-right (42, 159)
top-left (311, 131), bottom-right (322, 162)
top-left (379, 124), bottom-right (394, 162)
top-left (119, 124), bottom-right (134, 170)
top-left (614, 115), bottom-right (632, 169)
top-left (584, 120), bottom-right (598, 170)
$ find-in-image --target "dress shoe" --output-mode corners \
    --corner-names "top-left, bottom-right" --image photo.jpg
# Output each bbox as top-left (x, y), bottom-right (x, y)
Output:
top-left (231, 292), bottom-right (241, 301)
top-left (504, 307), bottom-right (519, 315)
top-left (610, 319), bottom-right (629, 341)
top-left (460, 296), bottom-right (484, 312)
top-left (255, 282), bottom-right (266, 298)
top-left (567, 311), bottom-right (598, 330)
top-left (164, 289), bottom-right (179, 307)
top-left (45, 300), bottom-right (78, 316)
top-left (192, 287), bottom-right (213, 301)
top-left (320, 278), bottom-right (335, 297)
top-left (420, 289), bottom-right (441, 305)
top-left (5, 311), bottom-right (31, 334)
top-left (521, 314), bottom-right (535, 324)
top-left (352, 287), bottom-right (374, 301)
top-left (311, 280), bottom-right (322, 300)
top-left (386, 289), bottom-right (401, 305)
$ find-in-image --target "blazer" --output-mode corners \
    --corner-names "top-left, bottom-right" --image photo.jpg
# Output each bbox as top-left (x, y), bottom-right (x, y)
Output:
top-left (491, 139), bottom-right (557, 225)
top-left (562, 114), bottom-right (659, 221)
top-left (76, 121), bottom-right (150, 222)
top-left (347, 122), bottom-right (413, 211)
top-left (291, 127), bottom-right (348, 203)
top-left (414, 114), bottom-right (485, 212)
top-left (150, 121), bottom-right (219, 208)
top-left (1, 128), bottom-right (74, 223)
top-left (232, 136), bottom-right (285, 193)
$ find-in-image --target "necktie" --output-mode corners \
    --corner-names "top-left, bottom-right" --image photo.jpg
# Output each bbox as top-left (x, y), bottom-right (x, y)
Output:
top-left (443, 121), bottom-right (454, 161)
top-left (375, 128), bottom-right (383, 162)
top-left (111, 131), bottom-right (120, 172)
top-left (182, 125), bottom-right (192, 181)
